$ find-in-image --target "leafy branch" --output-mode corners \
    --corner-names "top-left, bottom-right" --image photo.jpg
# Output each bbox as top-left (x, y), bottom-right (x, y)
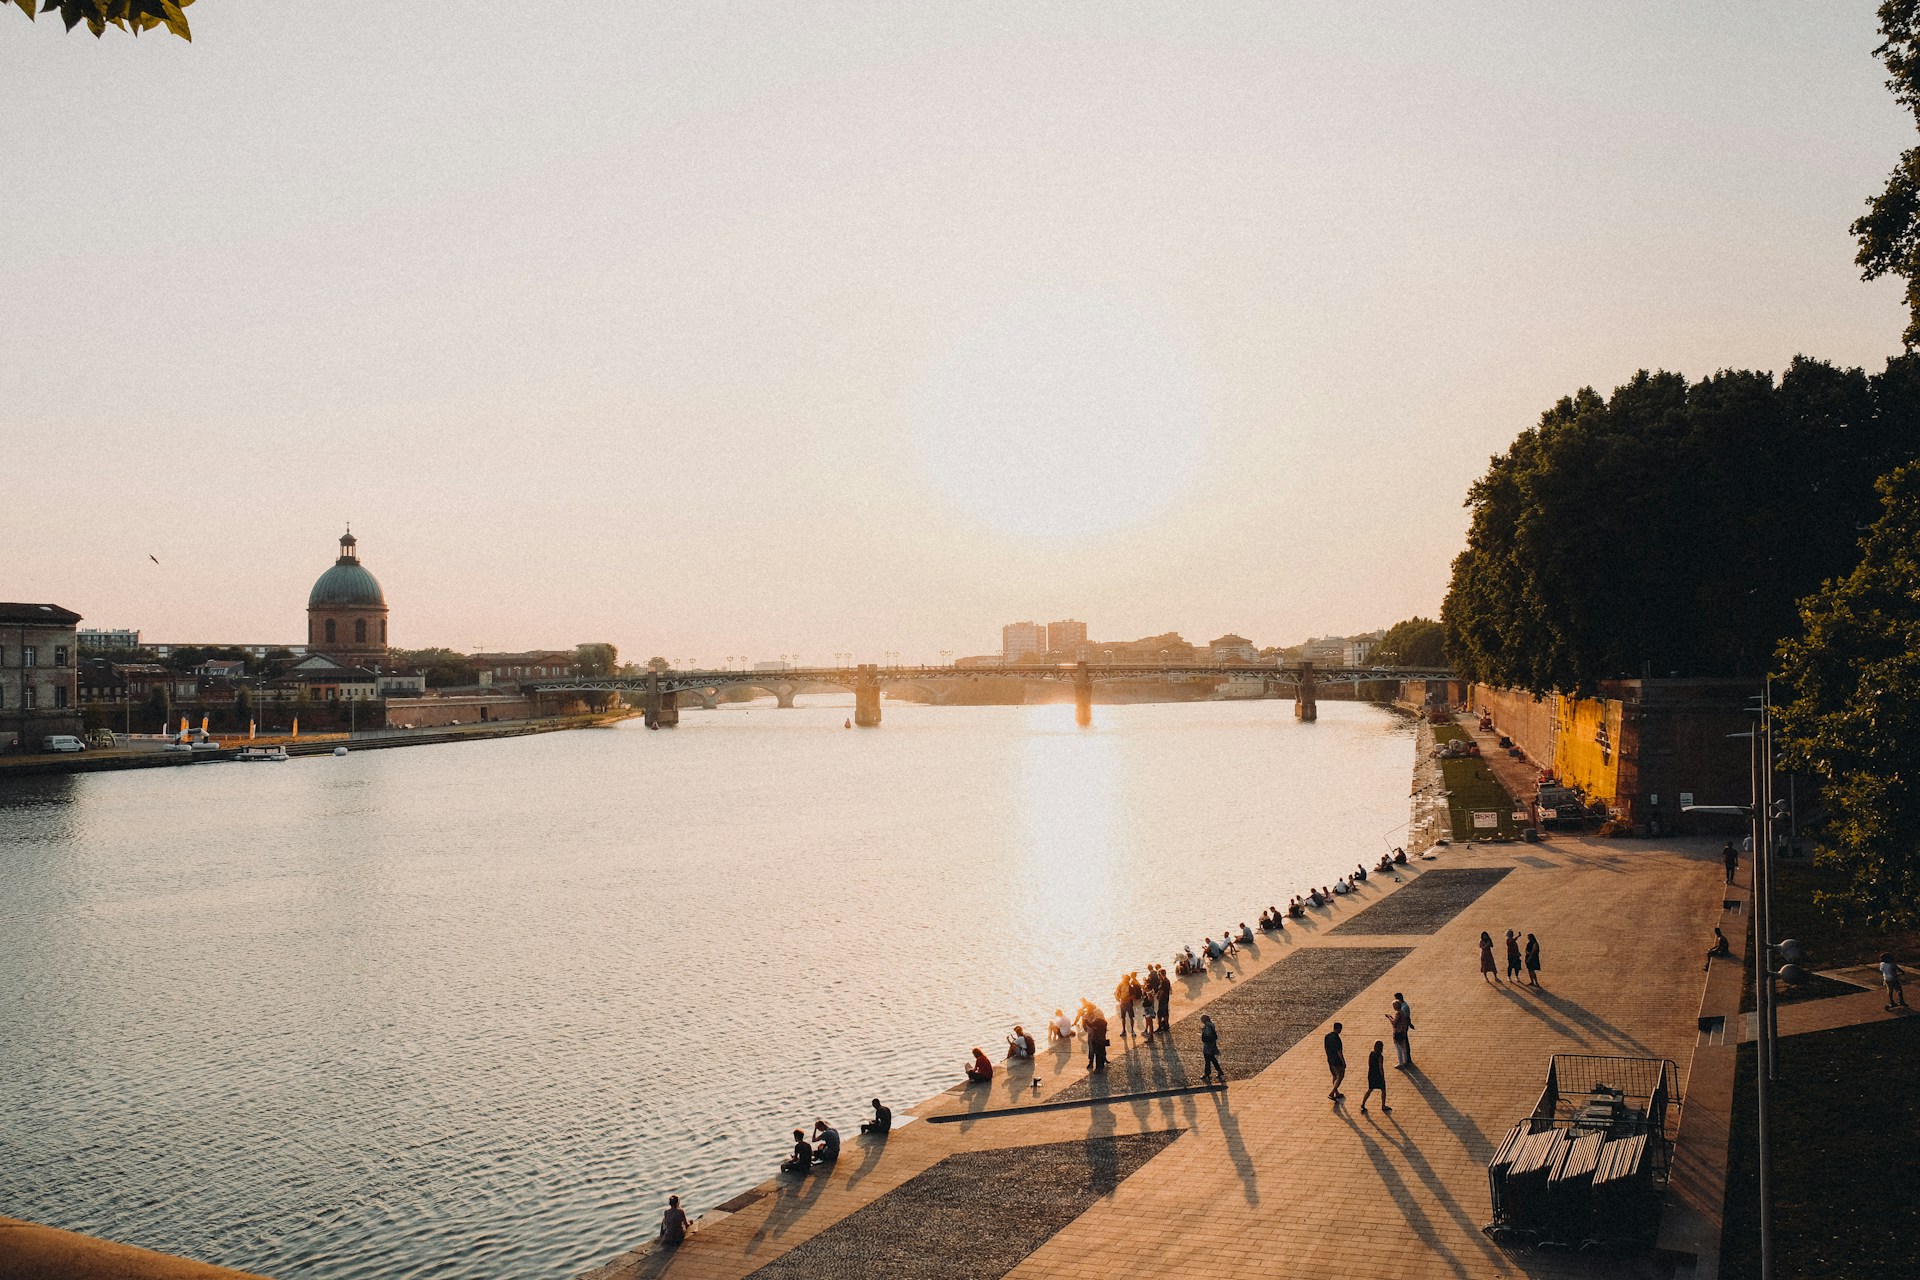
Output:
top-left (9, 0), bottom-right (194, 40)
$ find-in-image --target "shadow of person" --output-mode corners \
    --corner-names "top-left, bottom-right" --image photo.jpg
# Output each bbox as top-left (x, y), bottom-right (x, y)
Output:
top-left (1401, 1070), bottom-right (1495, 1160)
top-left (1084, 1092), bottom-right (1119, 1195)
top-left (1527, 988), bottom-right (1656, 1056)
top-left (1334, 1107), bottom-right (1472, 1280)
top-left (843, 1127), bottom-right (889, 1191)
top-left (748, 1159), bottom-right (832, 1250)
top-left (1493, 982), bottom-right (1588, 1045)
top-left (1209, 1089), bottom-right (1260, 1206)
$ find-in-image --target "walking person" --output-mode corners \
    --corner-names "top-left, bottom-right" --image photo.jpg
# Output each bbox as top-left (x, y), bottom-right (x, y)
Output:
top-left (659, 1195), bottom-right (690, 1248)
top-left (1324, 1021), bottom-right (1347, 1101)
top-left (1524, 933), bottom-right (1542, 986)
top-left (1360, 1040), bottom-right (1391, 1115)
top-left (1386, 996), bottom-right (1413, 1069)
top-left (1722, 841), bottom-right (1739, 885)
top-left (1479, 931), bottom-right (1499, 982)
top-left (1882, 953), bottom-right (1909, 1011)
top-left (1200, 1013), bottom-right (1225, 1085)
top-left (1505, 930), bottom-right (1523, 981)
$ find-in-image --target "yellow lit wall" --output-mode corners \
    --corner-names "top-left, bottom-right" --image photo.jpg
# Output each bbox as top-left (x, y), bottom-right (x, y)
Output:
top-left (1552, 694), bottom-right (1623, 803)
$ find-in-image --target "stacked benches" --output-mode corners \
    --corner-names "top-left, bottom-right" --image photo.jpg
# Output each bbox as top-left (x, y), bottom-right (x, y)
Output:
top-left (1484, 1055), bottom-right (1675, 1249)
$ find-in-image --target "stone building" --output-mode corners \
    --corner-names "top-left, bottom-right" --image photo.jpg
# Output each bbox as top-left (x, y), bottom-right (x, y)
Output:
top-left (1, 602), bottom-right (82, 748)
top-left (307, 529), bottom-right (389, 666)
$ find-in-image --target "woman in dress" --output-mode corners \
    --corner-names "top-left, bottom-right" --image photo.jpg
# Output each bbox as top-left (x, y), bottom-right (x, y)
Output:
top-left (1479, 931), bottom-right (1499, 982)
top-left (1360, 1040), bottom-right (1391, 1115)
top-left (1524, 933), bottom-right (1542, 986)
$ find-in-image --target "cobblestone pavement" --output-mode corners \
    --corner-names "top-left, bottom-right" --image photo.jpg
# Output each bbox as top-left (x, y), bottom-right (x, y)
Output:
top-left (1329, 867), bottom-right (1512, 935)
top-left (582, 838), bottom-right (1725, 1280)
top-left (742, 1131), bottom-right (1181, 1279)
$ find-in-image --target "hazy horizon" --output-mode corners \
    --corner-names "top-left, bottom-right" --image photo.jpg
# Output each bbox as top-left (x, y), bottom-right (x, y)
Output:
top-left (3, 2), bottom-right (1908, 661)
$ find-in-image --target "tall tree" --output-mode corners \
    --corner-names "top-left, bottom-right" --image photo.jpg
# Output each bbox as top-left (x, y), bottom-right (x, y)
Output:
top-left (1854, 0), bottom-right (1920, 347)
top-left (1776, 463), bottom-right (1920, 927)
top-left (574, 643), bottom-right (619, 677)
top-left (10, 0), bottom-right (193, 39)
top-left (1443, 361), bottom-right (1915, 695)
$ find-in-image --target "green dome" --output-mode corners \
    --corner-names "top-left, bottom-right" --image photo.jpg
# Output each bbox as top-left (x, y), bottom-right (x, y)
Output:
top-left (309, 559), bottom-right (386, 608)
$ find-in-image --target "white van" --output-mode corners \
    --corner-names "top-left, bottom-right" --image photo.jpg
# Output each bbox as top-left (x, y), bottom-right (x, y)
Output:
top-left (42, 735), bottom-right (86, 753)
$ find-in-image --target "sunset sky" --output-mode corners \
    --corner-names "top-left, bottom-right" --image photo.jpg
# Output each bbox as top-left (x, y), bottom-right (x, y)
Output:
top-left (3, 2), bottom-right (1908, 661)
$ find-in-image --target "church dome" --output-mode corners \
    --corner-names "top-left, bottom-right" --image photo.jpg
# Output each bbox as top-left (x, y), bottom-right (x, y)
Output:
top-left (308, 530), bottom-right (387, 608)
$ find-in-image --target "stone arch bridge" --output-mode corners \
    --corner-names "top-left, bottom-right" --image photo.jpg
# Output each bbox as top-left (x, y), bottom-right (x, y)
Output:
top-left (528, 663), bottom-right (1453, 728)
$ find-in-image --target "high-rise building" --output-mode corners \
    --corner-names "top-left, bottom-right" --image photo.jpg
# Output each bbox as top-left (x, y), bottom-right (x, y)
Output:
top-left (1045, 619), bottom-right (1087, 656)
top-left (1001, 621), bottom-right (1045, 663)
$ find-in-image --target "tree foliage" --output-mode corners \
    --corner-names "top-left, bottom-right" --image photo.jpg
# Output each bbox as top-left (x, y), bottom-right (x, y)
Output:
top-left (10, 0), bottom-right (193, 40)
top-left (1855, 1), bottom-right (1920, 347)
top-left (1374, 617), bottom-right (1447, 668)
top-left (390, 647), bottom-right (475, 689)
top-left (574, 643), bottom-right (619, 677)
top-left (1442, 359), bottom-right (1918, 695)
top-left (1776, 463), bottom-right (1920, 927)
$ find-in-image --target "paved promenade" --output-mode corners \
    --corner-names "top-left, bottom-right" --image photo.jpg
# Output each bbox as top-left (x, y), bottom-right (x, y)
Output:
top-left (585, 834), bottom-right (1729, 1280)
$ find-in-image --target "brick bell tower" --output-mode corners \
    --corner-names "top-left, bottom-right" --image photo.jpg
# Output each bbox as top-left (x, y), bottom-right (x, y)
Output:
top-left (306, 527), bottom-right (389, 665)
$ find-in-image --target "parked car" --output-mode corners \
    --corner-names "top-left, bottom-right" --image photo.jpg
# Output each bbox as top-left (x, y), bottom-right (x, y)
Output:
top-left (42, 735), bottom-right (86, 753)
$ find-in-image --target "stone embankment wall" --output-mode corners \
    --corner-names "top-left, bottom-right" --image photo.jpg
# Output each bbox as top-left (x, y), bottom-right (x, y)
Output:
top-left (384, 694), bottom-right (535, 728)
top-left (1469, 679), bottom-right (1758, 833)
top-left (1467, 686), bottom-right (1558, 773)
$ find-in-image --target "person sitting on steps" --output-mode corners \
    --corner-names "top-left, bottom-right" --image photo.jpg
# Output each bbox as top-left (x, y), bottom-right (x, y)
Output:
top-left (965, 1047), bottom-right (994, 1084)
top-left (860, 1098), bottom-right (891, 1135)
top-left (812, 1119), bottom-right (840, 1164)
top-left (780, 1128), bottom-right (813, 1175)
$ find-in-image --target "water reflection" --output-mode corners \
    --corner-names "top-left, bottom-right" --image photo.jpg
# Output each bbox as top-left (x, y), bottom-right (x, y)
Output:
top-left (1015, 707), bottom-right (1121, 979)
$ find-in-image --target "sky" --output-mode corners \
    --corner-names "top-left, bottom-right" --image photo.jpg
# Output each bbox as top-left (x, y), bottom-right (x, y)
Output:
top-left (2, 2), bottom-right (1911, 662)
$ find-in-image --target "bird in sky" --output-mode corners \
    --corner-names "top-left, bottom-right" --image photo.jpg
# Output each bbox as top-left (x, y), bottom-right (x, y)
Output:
top-left (148, 555), bottom-right (159, 564)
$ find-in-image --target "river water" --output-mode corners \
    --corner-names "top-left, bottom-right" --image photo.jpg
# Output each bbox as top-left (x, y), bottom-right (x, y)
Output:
top-left (0, 698), bottom-right (1413, 1279)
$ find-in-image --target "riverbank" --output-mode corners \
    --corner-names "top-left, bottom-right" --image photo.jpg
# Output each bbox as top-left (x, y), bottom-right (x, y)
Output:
top-left (574, 716), bottom-right (1731, 1280)
top-left (0, 711), bottom-right (636, 778)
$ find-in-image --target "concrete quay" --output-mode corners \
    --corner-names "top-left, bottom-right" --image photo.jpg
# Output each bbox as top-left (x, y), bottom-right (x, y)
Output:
top-left (584, 834), bottom-right (1733, 1280)
top-left (0, 712), bottom-right (635, 778)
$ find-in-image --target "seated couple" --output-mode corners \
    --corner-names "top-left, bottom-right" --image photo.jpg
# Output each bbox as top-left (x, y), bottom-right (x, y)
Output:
top-left (1006, 1025), bottom-right (1036, 1059)
top-left (780, 1120), bottom-right (839, 1174)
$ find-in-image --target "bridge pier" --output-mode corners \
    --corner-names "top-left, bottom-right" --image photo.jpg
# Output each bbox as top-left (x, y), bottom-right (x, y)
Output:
top-left (1074, 662), bottom-right (1093, 728)
top-left (697, 691), bottom-right (718, 711)
top-left (775, 686), bottom-right (797, 709)
top-left (644, 673), bottom-right (680, 728)
top-left (854, 664), bottom-right (882, 727)
top-left (1295, 661), bottom-right (1318, 722)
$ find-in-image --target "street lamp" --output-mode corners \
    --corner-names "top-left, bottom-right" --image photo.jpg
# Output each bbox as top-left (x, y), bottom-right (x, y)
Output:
top-left (1684, 685), bottom-right (1797, 1280)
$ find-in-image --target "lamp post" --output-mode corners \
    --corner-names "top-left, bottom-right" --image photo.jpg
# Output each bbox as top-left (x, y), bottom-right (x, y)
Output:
top-left (1684, 684), bottom-right (1797, 1280)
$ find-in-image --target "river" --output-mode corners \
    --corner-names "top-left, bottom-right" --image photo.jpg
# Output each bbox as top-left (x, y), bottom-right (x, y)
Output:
top-left (0, 698), bottom-right (1413, 1279)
